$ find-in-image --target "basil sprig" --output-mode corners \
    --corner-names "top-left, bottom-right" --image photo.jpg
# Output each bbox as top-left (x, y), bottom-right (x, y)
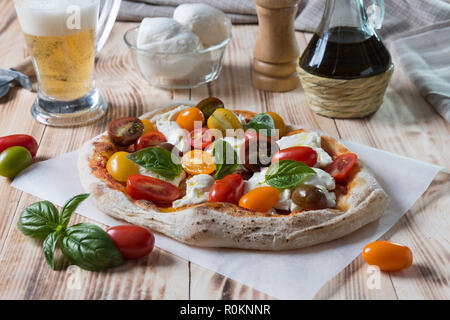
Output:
top-left (213, 140), bottom-right (239, 180)
top-left (17, 194), bottom-right (125, 271)
top-left (265, 160), bottom-right (316, 189)
top-left (244, 113), bottom-right (276, 136)
top-left (127, 147), bottom-right (183, 180)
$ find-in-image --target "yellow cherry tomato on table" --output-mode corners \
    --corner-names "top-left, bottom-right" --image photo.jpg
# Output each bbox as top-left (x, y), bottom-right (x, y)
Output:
top-left (107, 151), bottom-right (139, 183)
top-left (265, 111), bottom-right (287, 138)
top-left (181, 150), bottom-right (216, 175)
top-left (363, 241), bottom-right (413, 271)
top-left (141, 119), bottom-right (155, 135)
top-left (239, 186), bottom-right (280, 212)
top-left (207, 108), bottom-right (243, 135)
top-left (176, 107), bottom-right (205, 132)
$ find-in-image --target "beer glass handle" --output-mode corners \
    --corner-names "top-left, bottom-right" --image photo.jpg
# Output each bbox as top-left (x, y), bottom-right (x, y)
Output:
top-left (366, 0), bottom-right (385, 30)
top-left (96, 0), bottom-right (122, 54)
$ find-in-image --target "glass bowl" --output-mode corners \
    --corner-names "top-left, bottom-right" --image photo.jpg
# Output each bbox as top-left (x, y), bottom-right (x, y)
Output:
top-left (124, 27), bottom-right (231, 89)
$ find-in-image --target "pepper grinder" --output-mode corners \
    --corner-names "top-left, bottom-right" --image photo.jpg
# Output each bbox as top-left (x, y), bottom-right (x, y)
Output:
top-left (252, 0), bottom-right (300, 92)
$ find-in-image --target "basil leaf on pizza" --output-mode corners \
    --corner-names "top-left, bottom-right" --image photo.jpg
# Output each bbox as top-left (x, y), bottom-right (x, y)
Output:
top-left (244, 113), bottom-right (275, 136)
top-left (213, 140), bottom-right (239, 180)
top-left (265, 160), bottom-right (316, 189)
top-left (127, 147), bottom-right (183, 180)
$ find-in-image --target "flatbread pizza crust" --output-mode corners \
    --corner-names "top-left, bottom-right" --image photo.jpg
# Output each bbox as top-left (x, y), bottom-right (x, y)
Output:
top-left (78, 104), bottom-right (389, 250)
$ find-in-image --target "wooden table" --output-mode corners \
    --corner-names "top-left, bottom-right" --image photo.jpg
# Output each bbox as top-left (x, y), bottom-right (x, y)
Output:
top-left (0, 2), bottom-right (449, 300)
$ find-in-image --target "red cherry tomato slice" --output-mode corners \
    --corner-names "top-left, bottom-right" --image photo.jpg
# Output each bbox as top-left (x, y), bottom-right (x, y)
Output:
top-left (0, 134), bottom-right (38, 158)
top-left (209, 173), bottom-right (245, 205)
top-left (126, 175), bottom-right (182, 207)
top-left (134, 132), bottom-right (167, 151)
top-left (324, 153), bottom-right (358, 183)
top-left (240, 130), bottom-right (278, 172)
top-left (190, 127), bottom-right (214, 150)
top-left (272, 146), bottom-right (317, 167)
top-left (107, 225), bottom-right (155, 260)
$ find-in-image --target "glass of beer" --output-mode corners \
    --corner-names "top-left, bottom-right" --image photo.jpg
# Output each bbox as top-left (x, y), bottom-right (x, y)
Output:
top-left (14, 0), bottom-right (121, 127)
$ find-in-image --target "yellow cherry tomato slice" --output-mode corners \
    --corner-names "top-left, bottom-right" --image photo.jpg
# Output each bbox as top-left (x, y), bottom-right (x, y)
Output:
top-left (239, 186), bottom-right (280, 212)
top-left (363, 241), bottom-right (413, 271)
top-left (181, 150), bottom-right (216, 175)
top-left (207, 108), bottom-right (244, 135)
top-left (176, 107), bottom-right (205, 132)
top-left (141, 119), bottom-right (155, 135)
top-left (265, 111), bottom-right (287, 138)
top-left (107, 151), bottom-right (139, 183)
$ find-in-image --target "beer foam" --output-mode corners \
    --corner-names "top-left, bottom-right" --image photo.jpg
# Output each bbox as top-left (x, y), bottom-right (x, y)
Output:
top-left (15, 0), bottom-right (99, 36)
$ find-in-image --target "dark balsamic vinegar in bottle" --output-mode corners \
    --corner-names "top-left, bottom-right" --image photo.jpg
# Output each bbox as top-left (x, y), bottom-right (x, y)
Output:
top-left (299, 0), bottom-right (391, 80)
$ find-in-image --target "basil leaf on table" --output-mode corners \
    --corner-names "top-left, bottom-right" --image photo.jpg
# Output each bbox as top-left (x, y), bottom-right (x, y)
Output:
top-left (16, 193), bottom-right (125, 273)
top-left (127, 147), bottom-right (183, 180)
top-left (60, 193), bottom-right (90, 228)
top-left (244, 113), bottom-right (275, 136)
top-left (17, 201), bottom-right (61, 239)
top-left (60, 223), bottom-right (124, 271)
top-left (213, 140), bottom-right (238, 180)
top-left (43, 231), bottom-right (63, 270)
top-left (265, 160), bottom-right (316, 189)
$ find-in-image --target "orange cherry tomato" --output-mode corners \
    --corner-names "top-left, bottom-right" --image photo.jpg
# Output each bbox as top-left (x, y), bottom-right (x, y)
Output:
top-left (181, 150), bottom-right (215, 175)
top-left (176, 107), bottom-right (205, 132)
top-left (239, 186), bottom-right (280, 212)
top-left (363, 241), bottom-right (413, 271)
top-left (265, 112), bottom-right (287, 138)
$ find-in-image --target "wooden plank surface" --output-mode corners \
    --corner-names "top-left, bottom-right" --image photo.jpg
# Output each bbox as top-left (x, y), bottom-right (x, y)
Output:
top-left (0, 2), bottom-right (448, 300)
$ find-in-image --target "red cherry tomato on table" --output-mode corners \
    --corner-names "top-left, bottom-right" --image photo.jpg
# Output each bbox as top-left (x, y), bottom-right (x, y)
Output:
top-left (209, 173), bottom-right (245, 205)
top-left (126, 175), bottom-right (182, 207)
top-left (363, 241), bottom-right (413, 271)
top-left (134, 132), bottom-right (167, 151)
top-left (271, 146), bottom-right (317, 167)
top-left (190, 127), bottom-right (214, 150)
top-left (0, 134), bottom-right (38, 158)
top-left (324, 153), bottom-right (358, 183)
top-left (107, 225), bottom-right (155, 260)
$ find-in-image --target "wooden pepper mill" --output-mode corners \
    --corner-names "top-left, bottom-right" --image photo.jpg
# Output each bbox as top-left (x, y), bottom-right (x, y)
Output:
top-left (252, 0), bottom-right (300, 92)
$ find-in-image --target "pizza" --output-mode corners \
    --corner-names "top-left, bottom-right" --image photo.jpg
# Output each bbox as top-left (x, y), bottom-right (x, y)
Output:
top-left (78, 98), bottom-right (389, 250)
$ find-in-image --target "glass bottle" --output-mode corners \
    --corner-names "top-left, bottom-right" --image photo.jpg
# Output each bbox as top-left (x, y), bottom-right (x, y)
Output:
top-left (299, 0), bottom-right (392, 79)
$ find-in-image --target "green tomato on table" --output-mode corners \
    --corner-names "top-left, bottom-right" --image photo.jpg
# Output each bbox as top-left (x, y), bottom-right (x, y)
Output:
top-left (0, 146), bottom-right (32, 178)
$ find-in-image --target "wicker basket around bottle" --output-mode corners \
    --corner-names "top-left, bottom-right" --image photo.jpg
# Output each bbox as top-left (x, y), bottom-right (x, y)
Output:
top-left (297, 63), bottom-right (394, 118)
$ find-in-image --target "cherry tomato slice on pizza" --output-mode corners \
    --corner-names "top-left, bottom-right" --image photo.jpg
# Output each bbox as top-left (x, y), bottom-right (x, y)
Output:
top-left (181, 150), bottom-right (216, 175)
top-left (209, 173), bottom-right (245, 204)
top-left (239, 186), bottom-right (280, 212)
top-left (190, 127), bottom-right (214, 150)
top-left (108, 117), bottom-right (144, 147)
top-left (271, 146), bottom-right (318, 167)
top-left (134, 132), bottom-right (167, 151)
top-left (107, 151), bottom-right (139, 183)
top-left (107, 225), bottom-right (155, 260)
top-left (141, 119), bottom-right (155, 135)
top-left (0, 134), bottom-right (39, 158)
top-left (324, 153), bottom-right (358, 183)
top-left (176, 107), bottom-right (205, 132)
top-left (126, 175), bottom-right (182, 207)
